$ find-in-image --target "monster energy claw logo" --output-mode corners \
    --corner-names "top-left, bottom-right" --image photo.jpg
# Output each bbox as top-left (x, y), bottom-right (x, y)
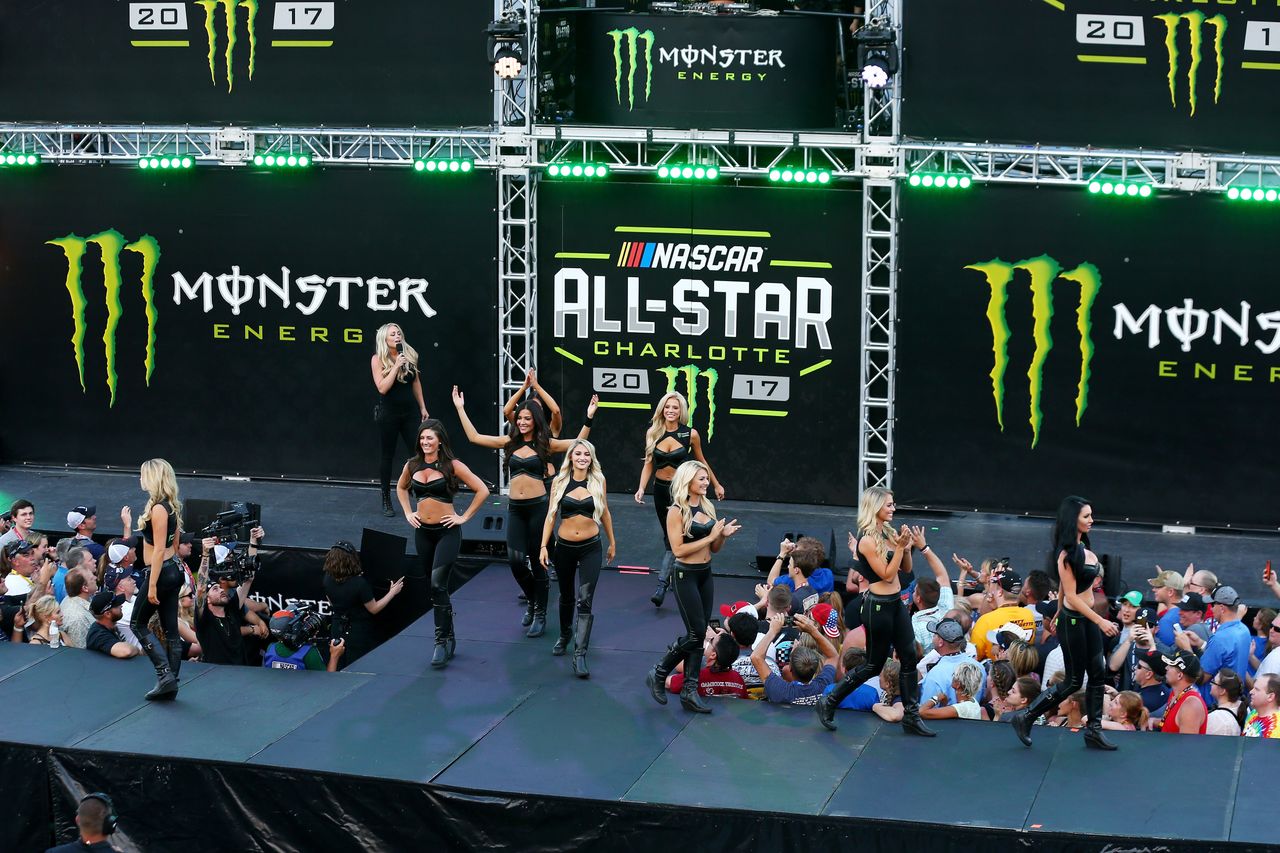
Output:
top-left (965, 256), bottom-right (1101, 449)
top-left (660, 364), bottom-right (718, 441)
top-left (607, 27), bottom-right (655, 110)
top-left (47, 231), bottom-right (161, 408)
top-left (197, 0), bottom-right (259, 92)
top-left (1155, 11), bottom-right (1226, 117)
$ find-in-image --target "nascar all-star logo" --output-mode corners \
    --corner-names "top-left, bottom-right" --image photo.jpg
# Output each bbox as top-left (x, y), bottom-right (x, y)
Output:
top-left (965, 255), bottom-right (1101, 449)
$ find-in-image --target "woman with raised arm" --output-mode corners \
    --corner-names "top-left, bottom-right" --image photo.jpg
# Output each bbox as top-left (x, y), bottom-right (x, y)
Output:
top-left (372, 323), bottom-right (429, 517)
top-left (1010, 496), bottom-right (1120, 750)
top-left (816, 489), bottom-right (933, 736)
top-left (634, 392), bottom-right (725, 608)
top-left (396, 419), bottom-right (489, 668)
top-left (503, 369), bottom-right (564, 437)
top-left (453, 386), bottom-right (597, 637)
top-left (133, 458), bottom-right (184, 701)
top-left (645, 460), bottom-right (740, 714)
top-left (539, 439), bottom-right (616, 678)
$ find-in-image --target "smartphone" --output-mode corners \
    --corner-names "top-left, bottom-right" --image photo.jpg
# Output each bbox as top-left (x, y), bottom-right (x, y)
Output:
top-left (1173, 623), bottom-right (1183, 634)
top-left (1265, 560), bottom-right (1274, 584)
top-left (708, 618), bottom-right (723, 631)
top-left (1134, 613), bottom-right (1148, 628)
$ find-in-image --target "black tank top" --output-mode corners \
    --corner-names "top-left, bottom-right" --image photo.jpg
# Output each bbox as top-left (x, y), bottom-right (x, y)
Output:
top-left (410, 461), bottom-right (455, 504)
top-left (508, 442), bottom-right (544, 480)
top-left (851, 535), bottom-right (910, 587)
top-left (560, 478), bottom-right (595, 519)
top-left (684, 506), bottom-right (715, 543)
top-left (651, 427), bottom-right (692, 471)
top-left (1062, 544), bottom-right (1101, 594)
top-left (142, 500), bottom-right (173, 545)
top-left (380, 358), bottom-right (418, 409)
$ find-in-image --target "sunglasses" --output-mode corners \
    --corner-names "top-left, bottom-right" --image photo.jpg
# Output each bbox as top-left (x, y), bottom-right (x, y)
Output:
top-left (1270, 623), bottom-right (1280, 632)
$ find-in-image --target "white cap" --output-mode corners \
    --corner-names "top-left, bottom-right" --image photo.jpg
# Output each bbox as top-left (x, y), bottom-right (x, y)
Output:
top-left (67, 511), bottom-right (87, 529)
top-left (108, 543), bottom-right (132, 564)
top-left (986, 622), bottom-right (1033, 645)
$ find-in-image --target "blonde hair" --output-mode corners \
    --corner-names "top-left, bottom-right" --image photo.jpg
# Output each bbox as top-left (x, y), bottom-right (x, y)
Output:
top-left (29, 595), bottom-right (59, 629)
top-left (1113, 690), bottom-right (1149, 730)
top-left (549, 439), bottom-right (607, 524)
top-left (375, 323), bottom-right (420, 383)
top-left (1007, 641), bottom-right (1040, 678)
top-left (856, 487), bottom-right (895, 560)
top-left (670, 459), bottom-right (716, 538)
top-left (138, 458), bottom-right (182, 544)
top-left (643, 392), bottom-right (689, 461)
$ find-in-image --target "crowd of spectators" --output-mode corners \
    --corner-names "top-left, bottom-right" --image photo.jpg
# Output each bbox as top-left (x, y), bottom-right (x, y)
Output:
top-left (662, 531), bottom-right (1280, 740)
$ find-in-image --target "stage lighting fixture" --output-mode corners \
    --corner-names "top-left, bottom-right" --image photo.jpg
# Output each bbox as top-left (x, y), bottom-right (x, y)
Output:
top-left (416, 158), bottom-right (475, 174)
top-left (487, 20), bottom-right (527, 80)
top-left (656, 163), bottom-right (719, 183)
top-left (1225, 185), bottom-right (1280, 202)
top-left (253, 153), bottom-right (311, 169)
top-left (138, 156), bottom-right (194, 170)
top-left (856, 26), bottom-right (898, 90)
top-left (905, 172), bottom-right (971, 190)
top-left (1086, 180), bottom-right (1153, 198)
top-left (546, 162), bottom-right (609, 180)
top-left (0, 152), bottom-right (40, 167)
top-left (768, 168), bottom-right (831, 185)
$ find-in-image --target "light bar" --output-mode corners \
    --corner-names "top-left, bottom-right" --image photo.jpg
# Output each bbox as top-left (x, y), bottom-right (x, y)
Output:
top-left (1226, 186), bottom-right (1280, 202)
top-left (546, 162), bottom-right (610, 179)
top-left (658, 164), bottom-right (719, 182)
top-left (1087, 181), bottom-right (1153, 198)
top-left (906, 172), bottom-right (972, 190)
top-left (252, 154), bottom-right (312, 169)
top-left (768, 167), bottom-right (830, 185)
top-left (138, 156), bottom-right (194, 170)
top-left (415, 158), bottom-right (474, 174)
top-left (0, 153), bottom-right (41, 167)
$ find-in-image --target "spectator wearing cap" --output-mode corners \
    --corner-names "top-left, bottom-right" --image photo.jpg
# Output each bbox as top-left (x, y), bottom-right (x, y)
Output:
top-left (60, 568), bottom-right (97, 649)
top-left (1182, 586), bottom-right (1251, 702)
top-left (920, 616), bottom-right (986, 706)
top-left (105, 560), bottom-right (144, 652)
top-left (1160, 650), bottom-right (1207, 733)
top-left (669, 632), bottom-right (749, 699)
top-left (754, 611), bottom-right (838, 705)
top-left (1174, 593), bottom-right (1212, 647)
top-left (970, 567), bottom-right (1036, 661)
top-left (808, 601), bottom-right (843, 647)
top-left (1255, 611), bottom-right (1280, 681)
top-left (0, 539), bottom-right (40, 604)
top-left (1105, 591), bottom-right (1146, 689)
top-left (1242, 673), bottom-right (1280, 738)
top-left (0, 500), bottom-right (34, 548)
top-left (1181, 565), bottom-right (1220, 633)
top-left (66, 505), bottom-right (106, 561)
top-left (85, 590), bottom-right (140, 659)
top-left (1131, 649), bottom-right (1171, 718)
top-left (988, 623), bottom-right (1033, 660)
top-left (725, 609), bottom-right (777, 688)
top-left (909, 535), bottom-right (957, 652)
top-left (921, 660), bottom-right (988, 721)
top-left (1148, 569), bottom-right (1184, 648)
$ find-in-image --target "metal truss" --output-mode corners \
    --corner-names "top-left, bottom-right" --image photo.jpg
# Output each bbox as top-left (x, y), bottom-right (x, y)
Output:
top-left (862, 0), bottom-right (901, 143)
top-left (859, 180), bottom-right (897, 494)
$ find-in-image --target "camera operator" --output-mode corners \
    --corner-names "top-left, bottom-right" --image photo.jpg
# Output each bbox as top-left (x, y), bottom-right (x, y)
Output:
top-left (264, 605), bottom-right (346, 672)
top-left (194, 532), bottom-right (268, 665)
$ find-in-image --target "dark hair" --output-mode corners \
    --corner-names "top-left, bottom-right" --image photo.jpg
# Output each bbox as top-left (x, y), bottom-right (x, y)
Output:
top-left (915, 578), bottom-right (941, 609)
top-left (710, 633), bottom-right (738, 672)
top-left (990, 660), bottom-right (1016, 699)
top-left (790, 645), bottom-right (820, 683)
top-left (324, 544), bottom-right (363, 581)
top-left (793, 537), bottom-right (827, 574)
top-left (1051, 496), bottom-right (1092, 574)
top-left (841, 646), bottom-right (867, 673)
top-left (727, 611), bottom-right (759, 647)
top-left (1024, 569), bottom-right (1055, 601)
top-left (66, 570), bottom-right (87, 598)
top-left (409, 419), bottom-right (461, 493)
top-left (1014, 675), bottom-right (1042, 705)
top-left (8, 499), bottom-right (33, 515)
top-left (767, 584), bottom-right (792, 612)
top-left (1213, 668), bottom-right (1249, 729)
top-left (504, 402), bottom-right (552, 476)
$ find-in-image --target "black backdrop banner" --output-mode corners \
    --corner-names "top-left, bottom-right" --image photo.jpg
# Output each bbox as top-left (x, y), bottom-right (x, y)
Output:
top-left (903, 0), bottom-right (1280, 153)
top-left (0, 0), bottom-right (492, 126)
top-left (570, 12), bottom-right (835, 129)
top-left (537, 181), bottom-right (860, 506)
top-left (0, 167), bottom-right (498, 483)
top-left (895, 185), bottom-right (1280, 527)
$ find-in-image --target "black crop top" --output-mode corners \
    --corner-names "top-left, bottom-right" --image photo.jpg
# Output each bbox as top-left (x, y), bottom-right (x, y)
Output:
top-left (684, 506), bottom-right (715, 543)
top-left (410, 462), bottom-right (455, 504)
top-left (508, 442), bottom-right (545, 480)
top-left (651, 428), bottom-right (692, 470)
top-left (851, 536), bottom-right (912, 587)
top-left (142, 500), bottom-right (174, 546)
top-left (1062, 544), bottom-right (1101, 594)
top-left (560, 479), bottom-right (595, 519)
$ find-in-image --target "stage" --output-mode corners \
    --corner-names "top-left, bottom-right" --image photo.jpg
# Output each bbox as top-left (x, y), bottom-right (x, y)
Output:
top-left (2, 565), bottom-right (1276, 852)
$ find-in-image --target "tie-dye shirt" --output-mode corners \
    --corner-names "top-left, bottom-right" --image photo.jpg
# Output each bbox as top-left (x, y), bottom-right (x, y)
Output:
top-left (1242, 709), bottom-right (1280, 738)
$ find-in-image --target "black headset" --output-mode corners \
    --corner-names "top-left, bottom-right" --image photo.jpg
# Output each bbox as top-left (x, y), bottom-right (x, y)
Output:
top-left (81, 792), bottom-right (118, 836)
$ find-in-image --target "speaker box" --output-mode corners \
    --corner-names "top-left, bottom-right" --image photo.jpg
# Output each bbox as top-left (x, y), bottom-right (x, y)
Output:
top-left (359, 527), bottom-right (409, 580)
top-left (1100, 553), bottom-right (1124, 600)
top-left (755, 523), bottom-right (835, 573)
top-left (458, 510), bottom-right (509, 564)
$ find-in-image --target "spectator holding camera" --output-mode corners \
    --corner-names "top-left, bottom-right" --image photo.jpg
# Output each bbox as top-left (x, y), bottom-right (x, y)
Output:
top-left (264, 606), bottom-right (346, 672)
top-left (195, 536), bottom-right (268, 666)
top-left (755, 611), bottom-right (838, 705)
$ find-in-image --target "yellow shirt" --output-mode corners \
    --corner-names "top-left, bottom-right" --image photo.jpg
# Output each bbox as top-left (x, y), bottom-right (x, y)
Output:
top-left (972, 605), bottom-right (1037, 661)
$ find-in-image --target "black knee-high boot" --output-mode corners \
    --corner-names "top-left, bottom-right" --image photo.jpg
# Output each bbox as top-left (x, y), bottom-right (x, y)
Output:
top-left (380, 488), bottom-right (395, 518)
top-left (1083, 682), bottom-right (1117, 750)
top-left (432, 605), bottom-right (453, 669)
top-left (679, 650), bottom-right (711, 714)
top-left (651, 551), bottom-right (675, 607)
top-left (526, 578), bottom-right (549, 638)
top-left (139, 630), bottom-right (178, 701)
top-left (571, 614), bottom-right (593, 679)
top-left (646, 642), bottom-right (684, 705)
top-left (166, 638), bottom-right (184, 684)
top-left (899, 664), bottom-right (936, 737)
top-left (1012, 683), bottom-right (1062, 746)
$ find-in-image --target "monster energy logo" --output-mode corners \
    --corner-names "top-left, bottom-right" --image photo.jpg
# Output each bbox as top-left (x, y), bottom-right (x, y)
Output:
top-left (1155, 11), bottom-right (1226, 117)
top-left (197, 0), bottom-right (259, 92)
top-left (47, 232), bottom-right (161, 408)
top-left (659, 364), bottom-right (718, 441)
top-left (965, 256), bottom-right (1102, 449)
top-left (607, 27), bottom-right (655, 110)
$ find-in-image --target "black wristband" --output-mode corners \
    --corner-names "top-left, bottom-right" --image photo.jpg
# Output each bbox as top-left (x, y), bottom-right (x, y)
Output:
top-left (584, 416), bottom-right (594, 426)
top-left (921, 545), bottom-right (931, 553)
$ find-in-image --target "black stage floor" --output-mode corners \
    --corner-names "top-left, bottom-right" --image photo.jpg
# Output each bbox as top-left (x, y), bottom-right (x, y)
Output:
top-left (3, 566), bottom-right (1277, 852)
top-left (4, 464), bottom-right (1279, 602)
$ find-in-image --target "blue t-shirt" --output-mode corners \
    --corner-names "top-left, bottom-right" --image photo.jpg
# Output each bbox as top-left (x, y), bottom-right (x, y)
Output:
top-left (822, 681), bottom-right (884, 710)
top-left (920, 652), bottom-right (987, 705)
top-left (51, 567), bottom-right (69, 603)
top-left (1251, 636), bottom-right (1269, 677)
top-left (1199, 620), bottom-right (1253, 701)
top-left (1155, 606), bottom-right (1182, 647)
top-left (763, 664), bottom-right (836, 705)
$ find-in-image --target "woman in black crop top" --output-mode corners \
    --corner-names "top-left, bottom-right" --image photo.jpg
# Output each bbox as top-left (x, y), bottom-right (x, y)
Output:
top-left (396, 419), bottom-right (490, 668)
top-left (817, 487), bottom-right (934, 736)
top-left (645, 460), bottom-right (740, 714)
top-left (133, 458), bottom-right (184, 701)
top-left (1011, 496), bottom-right (1120, 750)
top-left (453, 386), bottom-right (597, 639)
top-left (538, 439), bottom-right (616, 678)
top-left (372, 323), bottom-right (429, 518)
top-left (635, 391), bottom-right (725, 610)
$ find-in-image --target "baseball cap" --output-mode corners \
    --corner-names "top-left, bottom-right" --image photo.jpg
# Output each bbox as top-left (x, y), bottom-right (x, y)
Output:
top-left (1137, 649), bottom-right (1166, 678)
top-left (994, 568), bottom-right (1023, 593)
top-left (774, 639), bottom-right (794, 666)
top-left (3, 539), bottom-right (35, 559)
top-left (1148, 570), bottom-right (1185, 591)
top-left (107, 542), bottom-right (133, 564)
top-left (1208, 586), bottom-right (1241, 608)
top-left (1121, 590), bottom-right (1144, 607)
top-left (269, 609), bottom-right (296, 635)
top-left (986, 622), bottom-right (1032, 649)
top-left (1178, 592), bottom-right (1208, 613)
top-left (1162, 649), bottom-right (1202, 679)
top-left (179, 531), bottom-right (196, 545)
top-left (66, 505), bottom-right (96, 529)
top-left (1034, 600), bottom-right (1058, 620)
top-left (927, 616), bottom-right (966, 645)
top-left (89, 589), bottom-right (126, 616)
top-left (104, 565), bottom-right (141, 592)
top-left (718, 600), bottom-right (755, 619)
top-left (808, 603), bottom-right (842, 639)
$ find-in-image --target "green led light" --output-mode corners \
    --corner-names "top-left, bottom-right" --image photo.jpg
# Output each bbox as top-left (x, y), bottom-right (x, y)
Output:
top-left (959, 176), bottom-right (971, 188)
top-left (679, 167), bottom-right (692, 178)
top-left (706, 167), bottom-right (718, 179)
top-left (460, 161), bottom-right (473, 172)
top-left (1242, 188), bottom-right (1254, 200)
top-left (415, 161), bottom-right (426, 172)
top-left (805, 171), bottom-right (818, 184)
top-left (659, 165), bottom-right (670, 178)
top-left (254, 155), bottom-right (265, 166)
top-left (597, 165), bottom-right (609, 177)
top-left (585, 165), bottom-right (598, 177)
top-left (782, 170), bottom-right (794, 183)
top-left (818, 171), bottom-right (830, 184)
top-left (181, 157), bottom-right (192, 169)
top-left (921, 175), bottom-right (934, 187)
top-left (286, 155), bottom-right (298, 167)
top-left (1126, 184), bottom-right (1138, 196)
top-left (265, 155), bottom-right (276, 166)
top-left (427, 161), bottom-right (439, 171)
top-left (448, 161), bottom-right (459, 172)
top-left (769, 169), bottom-right (781, 182)
top-left (908, 174), bottom-right (921, 186)
top-left (298, 155), bottom-right (310, 167)
top-left (1227, 187), bottom-right (1240, 199)
top-left (1139, 185), bottom-right (1152, 198)
top-left (1088, 181), bottom-right (1101, 193)
top-left (694, 166), bottom-right (706, 179)
top-left (138, 158), bottom-right (150, 169)
top-left (1268, 189), bottom-right (1278, 202)
top-left (946, 176), bottom-right (959, 188)
top-left (570, 164), bottom-right (582, 176)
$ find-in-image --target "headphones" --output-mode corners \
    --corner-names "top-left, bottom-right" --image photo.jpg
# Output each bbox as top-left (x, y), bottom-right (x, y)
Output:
top-left (81, 792), bottom-right (118, 836)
